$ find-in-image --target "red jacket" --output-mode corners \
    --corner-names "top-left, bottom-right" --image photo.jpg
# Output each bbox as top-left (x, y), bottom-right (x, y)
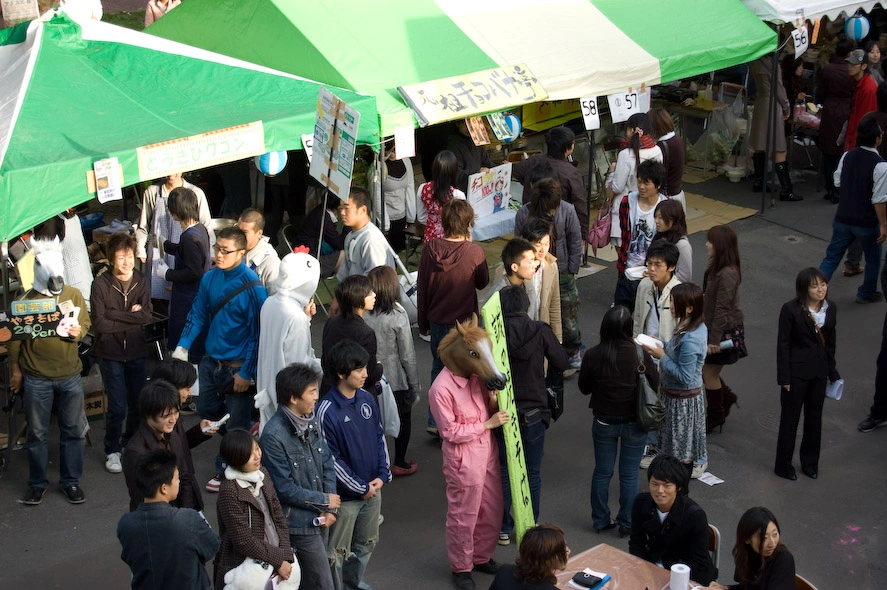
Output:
top-left (845, 73), bottom-right (878, 151)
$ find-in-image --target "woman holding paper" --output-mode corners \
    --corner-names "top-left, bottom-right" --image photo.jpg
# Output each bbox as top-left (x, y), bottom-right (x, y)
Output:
top-left (707, 507), bottom-right (795, 590)
top-left (774, 268), bottom-right (838, 481)
top-left (489, 523), bottom-right (569, 590)
top-left (641, 283), bottom-right (707, 481)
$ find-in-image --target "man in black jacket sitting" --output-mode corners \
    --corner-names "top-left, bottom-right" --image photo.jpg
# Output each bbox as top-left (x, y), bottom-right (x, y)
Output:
top-left (629, 454), bottom-right (718, 586)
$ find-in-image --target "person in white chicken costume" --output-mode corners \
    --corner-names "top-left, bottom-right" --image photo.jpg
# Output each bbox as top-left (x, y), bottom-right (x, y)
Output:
top-left (255, 249), bottom-right (322, 434)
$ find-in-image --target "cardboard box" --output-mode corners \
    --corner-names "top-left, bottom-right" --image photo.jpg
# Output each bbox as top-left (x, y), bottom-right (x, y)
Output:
top-left (84, 390), bottom-right (106, 421)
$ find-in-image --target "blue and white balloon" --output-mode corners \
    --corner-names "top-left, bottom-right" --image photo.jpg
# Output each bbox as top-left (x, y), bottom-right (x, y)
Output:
top-left (255, 151), bottom-right (288, 176)
top-left (845, 14), bottom-right (870, 41)
top-left (503, 113), bottom-right (521, 142)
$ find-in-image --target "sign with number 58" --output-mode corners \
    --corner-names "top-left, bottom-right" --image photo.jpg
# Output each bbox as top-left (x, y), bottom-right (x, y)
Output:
top-left (580, 97), bottom-right (601, 130)
top-left (607, 88), bottom-right (651, 123)
top-left (791, 26), bottom-right (808, 58)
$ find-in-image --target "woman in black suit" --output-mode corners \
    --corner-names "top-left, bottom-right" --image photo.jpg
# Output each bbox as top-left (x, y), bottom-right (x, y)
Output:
top-left (775, 268), bottom-right (838, 481)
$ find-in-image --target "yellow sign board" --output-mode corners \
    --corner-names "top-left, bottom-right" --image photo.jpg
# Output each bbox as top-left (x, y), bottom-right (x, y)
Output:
top-left (398, 64), bottom-right (548, 127)
top-left (137, 121), bottom-right (266, 181)
top-left (481, 292), bottom-right (534, 543)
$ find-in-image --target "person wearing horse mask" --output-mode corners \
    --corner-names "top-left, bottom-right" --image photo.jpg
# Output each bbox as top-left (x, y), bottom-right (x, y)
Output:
top-left (428, 316), bottom-right (510, 590)
top-left (10, 236), bottom-right (91, 506)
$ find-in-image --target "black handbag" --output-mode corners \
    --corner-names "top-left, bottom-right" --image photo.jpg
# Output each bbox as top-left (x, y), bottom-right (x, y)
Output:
top-left (635, 344), bottom-right (666, 431)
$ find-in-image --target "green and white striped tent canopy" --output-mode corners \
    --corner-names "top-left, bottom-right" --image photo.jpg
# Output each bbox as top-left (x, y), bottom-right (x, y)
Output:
top-left (0, 9), bottom-right (379, 241)
top-left (148, 0), bottom-right (776, 137)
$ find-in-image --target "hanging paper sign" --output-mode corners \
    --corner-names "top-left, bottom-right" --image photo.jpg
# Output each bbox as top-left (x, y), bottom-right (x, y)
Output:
top-left (481, 292), bottom-right (534, 544)
top-left (791, 26), bottom-right (809, 58)
top-left (93, 157), bottom-right (123, 203)
top-left (0, 0), bottom-right (39, 25)
top-left (137, 121), bottom-right (265, 180)
top-left (607, 88), bottom-right (651, 123)
top-left (398, 64), bottom-right (548, 127)
top-left (301, 133), bottom-right (315, 164)
top-left (487, 112), bottom-right (511, 141)
top-left (580, 96), bottom-right (601, 130)
top-left (0, 300), bottom-right (62, 342)
top-left (309, 87), bottom-right (361, 201)
top-left (467, 162), bottom-right (512, 219)
top-left (394, 126), bottom-right (415, 159)
top-left (465, 117), bottom-right (491, 146)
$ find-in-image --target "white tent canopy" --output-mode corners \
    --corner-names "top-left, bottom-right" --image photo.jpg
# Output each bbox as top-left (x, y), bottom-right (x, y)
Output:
top-left (741, 0), bottom-right (881, 24)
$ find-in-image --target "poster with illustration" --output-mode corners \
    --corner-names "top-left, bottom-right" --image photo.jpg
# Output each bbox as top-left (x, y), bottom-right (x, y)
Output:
top-left (467, 162), bottom-right (512, 219)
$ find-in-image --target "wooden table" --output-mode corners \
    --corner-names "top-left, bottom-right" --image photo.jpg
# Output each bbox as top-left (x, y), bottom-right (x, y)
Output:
top-left (556, 543), bottom-right (674, 590)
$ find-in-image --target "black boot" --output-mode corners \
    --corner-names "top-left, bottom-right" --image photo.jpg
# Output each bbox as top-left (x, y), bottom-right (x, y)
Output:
top-left (751, 152), bottom-right (766, 192)
top-left (776, 161), bottom-right (803, 201)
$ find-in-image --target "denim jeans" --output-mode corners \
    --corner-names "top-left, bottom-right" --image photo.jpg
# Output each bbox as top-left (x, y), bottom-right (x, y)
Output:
top-left (427, 322), bottom-right (454, 429)
top-left (496, 418), bottom-right (546, 534)
top-left (820, 221), bottom-right (882, 299)
top-left (23, 374), bottom-right (88, 489)
top-left (291, 532), bottom-right (334, 590)
top-left (590, 419), bottom-right (647, 530)
top-left (101, 358), bottom-right (146, 454)
top-left (196, 356), bottom-right (254, 472)
top-left (328, 493), bottom-right (381, 590)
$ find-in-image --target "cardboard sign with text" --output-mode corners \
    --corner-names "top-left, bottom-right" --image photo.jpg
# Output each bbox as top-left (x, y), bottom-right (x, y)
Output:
top-left (481, 292), bottom-right (533, 543)
top-left (0, 298), bottom-right (61, 342)
top-left (308, 87), bottom-right (360, 201)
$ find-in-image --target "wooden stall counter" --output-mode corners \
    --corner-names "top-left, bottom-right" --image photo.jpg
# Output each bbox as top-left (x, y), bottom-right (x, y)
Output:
top-left (556, 543), bottom-right (685, 590)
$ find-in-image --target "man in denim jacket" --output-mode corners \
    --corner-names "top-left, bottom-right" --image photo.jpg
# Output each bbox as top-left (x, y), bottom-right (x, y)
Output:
top-left (261, 364), bottom-right (340, 590)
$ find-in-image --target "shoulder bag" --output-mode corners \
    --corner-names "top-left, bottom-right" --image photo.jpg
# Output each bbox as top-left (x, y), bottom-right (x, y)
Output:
top-left (635, 344), bottom-right (666, 431)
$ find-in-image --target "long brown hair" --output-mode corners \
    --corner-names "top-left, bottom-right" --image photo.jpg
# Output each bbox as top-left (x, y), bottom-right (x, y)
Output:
top-left (367, 265), bottom-right (400, 315)
top-left (706, 224), bottom-right (742, 282)
top-left (514, 523), bottom-right (569, 585)
top-left (671, 283), bottom-right (704, 338)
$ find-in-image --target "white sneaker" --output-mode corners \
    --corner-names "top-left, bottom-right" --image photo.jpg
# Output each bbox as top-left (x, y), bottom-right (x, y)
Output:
top-left (378, 514), bottom-right (384, 526)
top-left (205, 476), bottom-right (221, 493)
top-left (691, 462), bottom-right (708, 479)
top-left (105, 452), bottom-right (122, 474)
top-left (639, 449), bottom-right (658, 469)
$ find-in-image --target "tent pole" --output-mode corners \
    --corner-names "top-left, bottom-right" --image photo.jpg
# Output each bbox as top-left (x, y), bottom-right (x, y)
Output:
top-left (585, 129), bottom-right (595, 265)
top-left (377, 144), bottom-right (385, 236)
top-left (1, 240), bottom-right (14, 476)
top-left (762, 26), bottom-right (782, 213)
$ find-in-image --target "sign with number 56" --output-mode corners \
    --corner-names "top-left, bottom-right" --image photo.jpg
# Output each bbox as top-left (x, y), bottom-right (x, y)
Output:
top-left (607, 88), bottom-right (651, 123)
top-left (580, 97), bottom-right (601, 130)
top-left (791, 26), bottom-right (808, 58)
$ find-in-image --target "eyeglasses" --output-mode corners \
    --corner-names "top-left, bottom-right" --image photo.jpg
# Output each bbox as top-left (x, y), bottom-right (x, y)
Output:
top-left (212, 245), bottom-right (244, 256)
top-left (647, 261), bottom-right (667, 269)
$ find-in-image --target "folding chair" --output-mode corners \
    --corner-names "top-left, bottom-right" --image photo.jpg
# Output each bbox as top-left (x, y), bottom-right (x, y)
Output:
top-left (795, 574), bottom-right (818, 590)
top-left (708, 523), bottom-right (721, 570)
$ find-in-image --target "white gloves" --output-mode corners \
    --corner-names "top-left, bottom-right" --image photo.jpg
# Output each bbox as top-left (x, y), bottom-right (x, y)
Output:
top-left (171, 346), bottom-right (188, 361)
top-left (155, 258), bottom-right (169, 279)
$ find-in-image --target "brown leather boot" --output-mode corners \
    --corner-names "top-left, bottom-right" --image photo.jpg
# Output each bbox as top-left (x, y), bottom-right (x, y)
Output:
top-left (721, 380), bottom-right (739, 419)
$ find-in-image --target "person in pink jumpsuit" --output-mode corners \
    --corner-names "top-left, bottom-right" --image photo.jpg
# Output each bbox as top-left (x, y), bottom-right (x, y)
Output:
top-left (429, 317), bottom-right (510, 590)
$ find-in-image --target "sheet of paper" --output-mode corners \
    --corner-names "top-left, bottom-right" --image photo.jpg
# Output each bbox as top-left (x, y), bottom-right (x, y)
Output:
top-left (466, 116), bottom-right (490, 146)
top-left (698, 472), bottom-right (724, 486)
top-left (580, 96), bottom-right (601, 130)
top-left (394, 126), bottom-right (415, 159)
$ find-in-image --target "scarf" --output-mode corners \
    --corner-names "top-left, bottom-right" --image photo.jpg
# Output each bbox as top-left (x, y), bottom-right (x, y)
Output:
top-left (224, 466), bottom-right (264, 498)
top-left (282, 405), bottom-right (314, 435)
top-left (620, 133), bottom-right (657, 151)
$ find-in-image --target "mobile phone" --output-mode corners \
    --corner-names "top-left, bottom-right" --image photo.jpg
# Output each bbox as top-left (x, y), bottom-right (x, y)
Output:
top-left (202, 413), bottom-right (230, 433)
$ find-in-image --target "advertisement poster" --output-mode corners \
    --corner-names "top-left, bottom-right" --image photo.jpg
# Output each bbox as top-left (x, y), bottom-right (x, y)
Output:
top-left (466, 162), bottom-right (512, 218)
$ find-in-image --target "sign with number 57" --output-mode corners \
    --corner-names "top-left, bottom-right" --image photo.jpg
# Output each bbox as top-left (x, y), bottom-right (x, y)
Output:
top-left (607, 88), bottom-right (651, 123)
top-left (791, 26), bottom-right (808, 58)
top-left (580, 97), bottom-right (601, 130)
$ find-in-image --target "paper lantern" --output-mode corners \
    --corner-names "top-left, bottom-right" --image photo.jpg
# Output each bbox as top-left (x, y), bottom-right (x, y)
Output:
top-left (845, 14), bottom-right (870, 41)
top-left (503, 113), bottom-right (521, 142)
top-left (255, 151), bottom-right (288, 176)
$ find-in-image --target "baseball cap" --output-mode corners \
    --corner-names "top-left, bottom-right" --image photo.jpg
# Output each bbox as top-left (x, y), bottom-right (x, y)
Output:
top-left (846, 49), bottom-right (866, 65)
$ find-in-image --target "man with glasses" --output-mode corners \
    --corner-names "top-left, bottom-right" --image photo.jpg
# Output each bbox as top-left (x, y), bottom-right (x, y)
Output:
top-left (819, 115), bottom-right (887, 304)
top-left (172, 226), bottom-right (268, 492)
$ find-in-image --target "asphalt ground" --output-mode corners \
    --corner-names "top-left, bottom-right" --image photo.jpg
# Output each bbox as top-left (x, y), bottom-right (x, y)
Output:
top-left (0, 162), bottom-right (885, 589)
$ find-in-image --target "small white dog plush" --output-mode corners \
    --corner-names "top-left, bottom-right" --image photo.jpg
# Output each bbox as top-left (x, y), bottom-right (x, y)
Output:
top-left (223, 556), bottom-right (301, 590)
